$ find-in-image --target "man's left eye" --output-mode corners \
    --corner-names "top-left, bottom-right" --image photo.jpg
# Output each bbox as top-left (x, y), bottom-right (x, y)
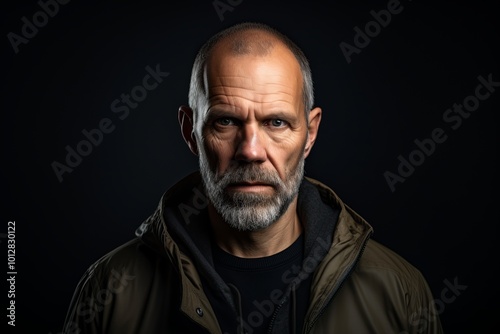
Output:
top-left (268, 119), bottom-right (287, 127)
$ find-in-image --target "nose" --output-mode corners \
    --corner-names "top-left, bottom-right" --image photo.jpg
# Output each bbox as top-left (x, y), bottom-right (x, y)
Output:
top-left (234, 124), bottom-right (267, 163)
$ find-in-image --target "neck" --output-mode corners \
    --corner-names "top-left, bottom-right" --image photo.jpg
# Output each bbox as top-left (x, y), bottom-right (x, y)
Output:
top-left (209, 198), bottom-right (302, 258)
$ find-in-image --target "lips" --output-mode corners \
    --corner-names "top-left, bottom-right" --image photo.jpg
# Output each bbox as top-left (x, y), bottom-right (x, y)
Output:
top-left (225, 181), bottom-right (276, 191)
top-left (229, 181), bottom-right (273, 187)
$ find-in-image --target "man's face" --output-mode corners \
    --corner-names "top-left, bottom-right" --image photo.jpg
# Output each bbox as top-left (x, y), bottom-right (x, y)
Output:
top-left (196, 44), bottom-right (311, 231)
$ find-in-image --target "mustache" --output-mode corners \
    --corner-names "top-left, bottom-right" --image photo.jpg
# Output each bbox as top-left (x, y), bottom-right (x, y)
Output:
top-left (216, 164), bottom-right (282, 188)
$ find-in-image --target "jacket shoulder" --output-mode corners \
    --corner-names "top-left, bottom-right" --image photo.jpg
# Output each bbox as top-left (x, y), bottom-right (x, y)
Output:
top-left (360, 239), bottom-right (424, 280)
top-left (355, 238), bottom-right (436, 302)
top-left (86, 238), bottom-right (164, 276)
top-left (63, 238), bottom-right (180, 333)
top-left (317, 239), bottom-right (443, 333)
top-left (354, 239), bottom-right (439, 318)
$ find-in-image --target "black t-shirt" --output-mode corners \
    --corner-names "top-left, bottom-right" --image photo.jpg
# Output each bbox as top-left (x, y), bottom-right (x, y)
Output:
top-left (212, 234), bottom-right (311, 333)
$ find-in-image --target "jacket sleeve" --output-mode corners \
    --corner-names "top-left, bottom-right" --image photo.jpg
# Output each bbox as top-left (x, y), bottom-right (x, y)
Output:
top-left (62, 259), bottom-right (137, 334)
top-left (62, 264), bottom-right (104, 334)
top-left (404, 271), bottom-right (444, 334)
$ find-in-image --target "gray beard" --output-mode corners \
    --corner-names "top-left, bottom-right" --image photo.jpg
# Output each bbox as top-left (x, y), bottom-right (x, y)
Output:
top-left (199, 152), bottom-right (304, 232)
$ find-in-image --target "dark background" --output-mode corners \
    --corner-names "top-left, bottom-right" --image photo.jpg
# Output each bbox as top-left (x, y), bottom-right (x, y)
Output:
top-left (2, 0), bottom-right (498, 333)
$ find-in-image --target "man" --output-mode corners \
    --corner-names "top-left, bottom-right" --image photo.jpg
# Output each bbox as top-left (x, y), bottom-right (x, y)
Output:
top-left (64, 22), bottom-right (443, 333)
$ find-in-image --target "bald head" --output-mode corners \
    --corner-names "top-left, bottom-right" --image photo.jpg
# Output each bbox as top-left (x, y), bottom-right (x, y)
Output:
top-left (188, 22), bottom-right (314, 123)
top-left (203, 23), bottom-right (284, 57)
top-left (224, 30), bottom-right (277, 57)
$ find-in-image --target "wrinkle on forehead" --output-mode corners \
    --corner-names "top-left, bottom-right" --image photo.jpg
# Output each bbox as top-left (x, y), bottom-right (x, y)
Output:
top-left (210, 76), bottom-right (295, 90)
top-left (212, 76), bottom-right (254, 90)
top-left (209, 76), bottom-right (297, 105)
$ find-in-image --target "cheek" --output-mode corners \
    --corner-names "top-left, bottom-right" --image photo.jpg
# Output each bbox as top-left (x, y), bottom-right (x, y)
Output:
top-left (204, 137), bottom-right (235, 171)
top-left (270, 137), bottom-right (307, 178)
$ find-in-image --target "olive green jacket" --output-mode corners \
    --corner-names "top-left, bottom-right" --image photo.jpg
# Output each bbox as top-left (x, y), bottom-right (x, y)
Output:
top-left (64, 172), bottom-right (443, 333)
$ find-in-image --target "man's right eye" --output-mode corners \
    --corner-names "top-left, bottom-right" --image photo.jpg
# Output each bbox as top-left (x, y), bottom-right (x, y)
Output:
top-left (215, 118), bottom-right (234, 126)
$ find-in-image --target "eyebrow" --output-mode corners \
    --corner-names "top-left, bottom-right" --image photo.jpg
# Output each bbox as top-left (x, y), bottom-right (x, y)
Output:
top-left (205, 108), bottom-right (297, 123)
top-left (205, 107), bottom-right (237, 117)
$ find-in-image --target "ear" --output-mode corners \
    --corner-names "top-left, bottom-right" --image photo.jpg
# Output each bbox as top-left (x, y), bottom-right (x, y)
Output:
top-left (178, 105), bottom-right (198, 155)
top-left (304, 107), bottom-right (322, 158)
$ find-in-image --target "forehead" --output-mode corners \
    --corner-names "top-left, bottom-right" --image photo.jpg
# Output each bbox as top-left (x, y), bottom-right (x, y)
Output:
top-left (204, 42), bottom-right (303, 104)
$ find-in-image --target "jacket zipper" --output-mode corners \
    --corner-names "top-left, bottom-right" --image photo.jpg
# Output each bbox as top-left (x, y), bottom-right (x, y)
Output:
top-left (267, 280), bottom-right (300, 334)
top-left (303, 231), bottom-right (372, 334)
top-left (266, 294), bottom-right (289, 333)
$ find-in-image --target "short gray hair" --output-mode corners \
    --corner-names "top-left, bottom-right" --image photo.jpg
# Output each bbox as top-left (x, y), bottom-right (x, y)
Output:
top-left (188, 22), bottom-right (314, 124)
